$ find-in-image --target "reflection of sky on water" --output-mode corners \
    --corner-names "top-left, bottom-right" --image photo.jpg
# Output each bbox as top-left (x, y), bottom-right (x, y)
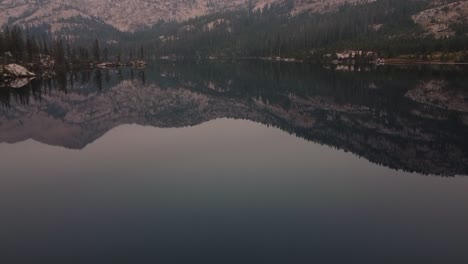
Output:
top-left (0, 119), bottom-right (468, 263)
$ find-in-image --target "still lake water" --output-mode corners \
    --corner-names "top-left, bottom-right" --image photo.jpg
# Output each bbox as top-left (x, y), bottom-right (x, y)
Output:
top-left (1, 61), bottom-right (468, 263)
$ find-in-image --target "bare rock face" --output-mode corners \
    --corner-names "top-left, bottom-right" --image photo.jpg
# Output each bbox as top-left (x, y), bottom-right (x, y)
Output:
top-left (3, 64), bottom-right (35, 78)
top-left (0, 0), bottom-right (247, 32)
top-left (412, 1), bottom-right (468, 38)
top-left (254, 0), bottom-right (376, 15)
top-left (1, 64), bottom-right (35, 89)
top-left (0, 0), bottom-right (374, 32)
top-left (2, 0), bottom-right (464, 36)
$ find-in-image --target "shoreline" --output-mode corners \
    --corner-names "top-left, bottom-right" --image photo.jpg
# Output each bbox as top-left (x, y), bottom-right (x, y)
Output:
top-left (380, 58), bottom-right (468, 66)
top-left (157, 56), bottom-right (468, 66)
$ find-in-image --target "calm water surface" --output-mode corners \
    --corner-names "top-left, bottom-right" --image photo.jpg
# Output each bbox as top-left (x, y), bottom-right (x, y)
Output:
top-left (1, 61), bottom-right (468, 263)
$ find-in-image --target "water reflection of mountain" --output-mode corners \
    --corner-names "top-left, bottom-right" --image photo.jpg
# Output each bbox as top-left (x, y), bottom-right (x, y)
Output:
top-left (1, 61), bottom-right (468, 176)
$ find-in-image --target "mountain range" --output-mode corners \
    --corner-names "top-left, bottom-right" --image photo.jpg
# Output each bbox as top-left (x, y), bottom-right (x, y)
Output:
top-left (0, 0), bottom-right (391, 32)
top-left (0, 0), bottom-right (467, 49)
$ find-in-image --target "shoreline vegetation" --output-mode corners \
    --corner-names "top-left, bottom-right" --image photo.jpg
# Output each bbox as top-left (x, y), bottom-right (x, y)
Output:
top-left (0, 26), bottom-right (148, 88)
top-left (1, 0), bottom-right (468, 84)
top-left (1, 26), bottom-right (468, 88)
top-left (2, 53), bottom-right (467, 89)
top-left (0, 60), bottom-right (147, 88)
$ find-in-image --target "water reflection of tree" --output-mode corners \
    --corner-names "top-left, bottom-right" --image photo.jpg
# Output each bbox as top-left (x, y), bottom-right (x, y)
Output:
top-left (3, 62), bottom-right (468, 114)
top-left (0, 68), bottom-right (136, 108)
top-left (94, 69), bottom-right (103, 91)
top-left (0, 89), bottom-right (11, 109)
top-left (105, 70), bottom-right (111, 84)
top-left (152, 61), bottom-right (468, 118)
top-left (139, 70), bottom-right (146, 85)
top-left (0, 79), bottom-right (42, 110)
top-left (1, 61), bottom-right (467, 176)
top-left (56, 70), bottom-right (68, 92)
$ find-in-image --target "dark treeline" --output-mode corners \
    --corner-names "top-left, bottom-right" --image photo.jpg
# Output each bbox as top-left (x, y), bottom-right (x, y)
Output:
top-left (149, 60), bottom-right (468, 111)
top-left (0, 26), bottom-right (145, 72)
top-left (1, 60), bottom-right (467, 175)
top-left (139, 0), bottom-right (468, 60)
top-left (2, 0), bottom-right (468, 67)
top-left (4, 58), bottom-right (468, 117)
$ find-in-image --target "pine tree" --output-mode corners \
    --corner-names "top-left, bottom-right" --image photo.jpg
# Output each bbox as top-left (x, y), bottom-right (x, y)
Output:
top-left (93, 39), bottom-right (101, 62)
top-left (140, 45), bottom-right (144, 60)
top-left (54, 39), bottom-right (66, 67)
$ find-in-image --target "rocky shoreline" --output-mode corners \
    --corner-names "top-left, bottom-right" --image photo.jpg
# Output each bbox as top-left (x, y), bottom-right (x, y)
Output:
top-left (0, 64), bottom-right (36, 88)
top-left (0, 60), bottom-right (147, 89)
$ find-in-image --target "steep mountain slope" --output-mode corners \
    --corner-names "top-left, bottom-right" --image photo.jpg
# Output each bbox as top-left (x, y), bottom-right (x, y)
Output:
top-left (413, 0), bottom-right (468, 38)
top-left (1, 0), bottom-right (467, 45)
top-left (0, 0), bottom-right (376, 32)
top-left (254, 0), bottom-right (376, 14)
top-left (0, 0), bottom-right (239, 32)
top-left (0, 0), bottom-right (242, 32)
top-left (74, 0), bottom-right (250, 31)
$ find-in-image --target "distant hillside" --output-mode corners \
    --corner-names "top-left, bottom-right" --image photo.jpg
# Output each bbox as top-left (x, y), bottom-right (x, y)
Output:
top-left (0, 0), bottom-right (467, 59)
top-left (413, 0), bottom-right (468, 38)
top-left (0, 0), bottom-right (380, 32)
top-left (143, 0), bottom-right (468, 59)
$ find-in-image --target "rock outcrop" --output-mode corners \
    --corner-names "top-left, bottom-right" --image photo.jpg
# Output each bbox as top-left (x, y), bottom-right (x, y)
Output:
top-left (1, 64), bottom-right (36, 89)
top-left (3, 64), bottom-right (36, 78)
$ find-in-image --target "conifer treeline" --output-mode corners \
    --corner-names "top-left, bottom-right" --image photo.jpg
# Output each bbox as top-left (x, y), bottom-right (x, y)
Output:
top-left (3, 0), bottom-right (468, 65)
top-left (144, 0), bottom-right (468, 60)
top-left (0, 26), bottom-right (143, 69)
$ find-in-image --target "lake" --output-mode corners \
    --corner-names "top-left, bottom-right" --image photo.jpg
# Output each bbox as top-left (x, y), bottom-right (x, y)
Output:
top-left (1, 61), bottom-right (468, 263)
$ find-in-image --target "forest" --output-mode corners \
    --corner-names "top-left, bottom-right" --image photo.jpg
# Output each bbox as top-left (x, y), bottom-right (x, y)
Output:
top-left (142, 0), bottom-right (468, 61)
top-left (0, 25), bottom-right (147, 81)
top-left (1, 0), bottom-right (468, 70)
